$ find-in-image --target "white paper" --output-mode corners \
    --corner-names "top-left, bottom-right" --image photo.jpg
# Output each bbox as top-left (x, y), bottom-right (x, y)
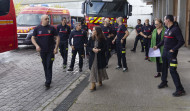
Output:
top-left (148, 48), bottom-right (161, 57)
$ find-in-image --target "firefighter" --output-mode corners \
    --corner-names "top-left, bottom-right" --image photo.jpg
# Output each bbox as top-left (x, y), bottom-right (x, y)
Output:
top-left (100, 17), bottom-right (105, 27)
top-left (81, 18), bottom-right (88, 32)
top-left (140, 19), bottom-right (153, 61)
top-left (68, 22), bottom-right (87, 72)
top-left (101, 18), bottom-right (114, 67)
top-left (57, 17), bottom-right (71, 69)
top-left (154, 15), bottom-right (185, 97)
top-left (112, 17), bottom-right (129, 72)
top-left (110, 19), bottom-right (117, 52)
top-left (81, 18), bottom-right (89, 58)
top-left (131, 19), bottom-right (144, 52)
top-left (31, 15), bottom-right (60, 88)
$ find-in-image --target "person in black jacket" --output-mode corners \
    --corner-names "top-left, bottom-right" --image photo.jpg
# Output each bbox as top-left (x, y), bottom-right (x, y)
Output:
top-left (87, 26), bottom-right (108, 91)
top-left (100, 18), bottom-right (114, 68)
top-left (31, 15), bottom-right (60, 88)
top-left (57, 17), bottom-right (71, 69)
top-left (154, 15), bottom-right (185, 97)
top-left (131, 19), bottom-right (144, 52)
top-left (112, 17), bottom-right (129, 72)
top-left (68, 22), bottom-right (87, 72)
top-left (140, 19), bottom-right (153, 61)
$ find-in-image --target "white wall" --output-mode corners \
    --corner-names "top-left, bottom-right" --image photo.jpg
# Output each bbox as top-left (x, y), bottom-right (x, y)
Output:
top-left (127, 0), bottom-right (153, 28)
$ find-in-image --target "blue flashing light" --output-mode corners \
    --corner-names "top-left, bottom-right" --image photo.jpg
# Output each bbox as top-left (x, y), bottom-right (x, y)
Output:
top-left (30, 4), bottom-right (35, 7)
top-left (41, 4), bottom-right (49, 7)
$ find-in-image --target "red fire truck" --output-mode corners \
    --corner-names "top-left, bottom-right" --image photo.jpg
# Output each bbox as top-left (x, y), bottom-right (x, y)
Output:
top-left (16, 6), bottom-right (71, 45)
top-left (82, 0), bottom-right (132, 30)
top-left (0, 0), bottom-right (18, 53)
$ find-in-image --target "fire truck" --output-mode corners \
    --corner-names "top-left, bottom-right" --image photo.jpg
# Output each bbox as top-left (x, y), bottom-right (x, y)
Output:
top-left (82, 0), bottom-right (132, 30)
top-left (16, 6), bottom-right (71, 45)
top-left (0, 0), bottom-right (17, 53)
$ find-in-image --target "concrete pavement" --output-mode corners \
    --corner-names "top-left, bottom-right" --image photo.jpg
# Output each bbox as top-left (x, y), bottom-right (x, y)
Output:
top-left (68, 30), bottom-right (190, 111)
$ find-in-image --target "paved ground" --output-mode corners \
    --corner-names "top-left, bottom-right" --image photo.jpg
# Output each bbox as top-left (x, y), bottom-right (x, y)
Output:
top-left (69, 30), bottom-right (190, 111)
top-left (0, 45), bottom-right (88, 111)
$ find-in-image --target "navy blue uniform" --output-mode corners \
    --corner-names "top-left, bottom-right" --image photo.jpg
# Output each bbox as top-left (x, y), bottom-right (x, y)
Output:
top-left (81, 24), bottom-right (88, 32)
top-left (133, 24), bottom-right (144, 51)
top-left (101, 25), bottom-right (113, 66)
top-left (116, 24), bottom-right (128, 68)
top-left (157, 25), bottom-right (185, 91)
top-left (81, 24), bottom-right (89, 57)
top-left (57, 24), bottom-right (71, 66)
top-left (69, 29), bottom-right (87, 69)
top-left (141, 25), bottom-right (153, 57)
top-left (33, 25), bottom-right (58, 85)
top-left (113, 23), bottom-right (119, 52)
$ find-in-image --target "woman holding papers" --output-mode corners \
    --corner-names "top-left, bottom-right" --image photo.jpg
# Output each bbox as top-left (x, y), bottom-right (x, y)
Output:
top-left (150, 19), bottom-right (166, 78)
top-left (87, 26), bottom-right (109, 91)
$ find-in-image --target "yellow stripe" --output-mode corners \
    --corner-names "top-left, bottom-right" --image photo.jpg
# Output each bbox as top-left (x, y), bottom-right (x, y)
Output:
top-left (170, 63), bottom-right (178, 67)
top-left (122, 51), bottom-right (126, 54)
top-left (66, 48), bottom-right (68, 50)
top-left (21, 30), bottom-right (23, 33)
top-left (17, 30), bottom-right (20, 33)
top-left (51, 58), bottom-right (55, 61)
top-left (24, 30), bottom-right (27, 33)
top-left (0, 20), bottom-right (13, 25)
top-left (94, 17), bottom-right (102, 23)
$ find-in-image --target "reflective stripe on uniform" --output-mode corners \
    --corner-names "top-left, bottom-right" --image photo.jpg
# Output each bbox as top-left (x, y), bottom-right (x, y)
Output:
top-left (170, 63), bottom-right (178, 67)
top-left (51, 58), bottom-right (55, 61)
top-left (122, 51), bottom-right (126, 53)
top-left (66, 48), bottom-right (68, 50)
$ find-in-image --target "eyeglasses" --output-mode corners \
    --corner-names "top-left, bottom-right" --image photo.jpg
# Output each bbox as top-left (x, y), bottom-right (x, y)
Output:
top-left (155, 24), bottom-right (159, 26)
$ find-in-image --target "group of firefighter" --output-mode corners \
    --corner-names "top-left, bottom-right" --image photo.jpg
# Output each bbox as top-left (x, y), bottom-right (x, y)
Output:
top-left (31, 14), bottom-right (186, 97)
top-left (57, 16), bottom-right (129, 72)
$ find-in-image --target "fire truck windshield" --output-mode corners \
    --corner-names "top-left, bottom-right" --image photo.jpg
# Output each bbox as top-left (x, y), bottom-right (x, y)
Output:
top-left (17, 14), bottom-right (42, 26)
top-left (86, 2), bottom-right (127, 17)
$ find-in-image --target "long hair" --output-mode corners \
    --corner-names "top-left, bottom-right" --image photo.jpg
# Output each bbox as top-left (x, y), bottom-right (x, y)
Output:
top-left (92, 26), bottom-right (106, 41)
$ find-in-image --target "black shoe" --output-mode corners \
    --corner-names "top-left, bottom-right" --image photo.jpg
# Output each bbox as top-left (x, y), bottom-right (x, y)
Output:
top-left (141, 50), bottom-right (144, 52)
top-left (116, 66), bottom-right (122, 69)
top-left (130, 49), bottom-right (136, 52)
top-left (158, 82), bottom-right (168, 89)
top-left (45, 83), bottom-right (50, 88)
top-left (79, 68), bottom-right (82, 72)
top-left (154, 73), bottom-right (161, 78)
top-left (173, 90), bottom-right (186, 97)
top-left (68, 68), bottom-right (73, 71)
top-left (106, 65), bottom-right (108, 68)
top-left (123, 67), bottom-right (128, 72)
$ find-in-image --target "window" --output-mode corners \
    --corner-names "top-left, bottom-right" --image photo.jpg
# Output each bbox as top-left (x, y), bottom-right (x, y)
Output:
top-left (53, 15), bottom-right (62, 25)
top-left (16, 14), bottom-right (43, 26)
top-left (53, 15), bottom-right (70, 25)
top-left (0, 0), bottom-right (10, 16)
top-left (87, 2), bottom-right (127, 17)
